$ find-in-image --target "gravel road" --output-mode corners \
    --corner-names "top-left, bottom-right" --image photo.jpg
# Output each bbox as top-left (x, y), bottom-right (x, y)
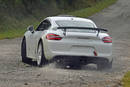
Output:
top-left (0, 0), bottom-right (130, 87)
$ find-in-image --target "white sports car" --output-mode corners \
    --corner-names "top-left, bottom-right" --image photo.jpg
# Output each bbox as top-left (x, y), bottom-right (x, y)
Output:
top-left (21, 15), bottom-right (112, 69)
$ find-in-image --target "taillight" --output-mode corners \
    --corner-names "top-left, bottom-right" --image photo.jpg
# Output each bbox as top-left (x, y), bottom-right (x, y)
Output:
top-left (46, 33), bottom-right (62, 40)
top-left (102, 36), bottom-right (112, 43)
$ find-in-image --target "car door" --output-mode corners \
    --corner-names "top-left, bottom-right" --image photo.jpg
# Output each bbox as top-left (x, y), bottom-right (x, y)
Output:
top-left (30, 19), bottom-right (51, 59)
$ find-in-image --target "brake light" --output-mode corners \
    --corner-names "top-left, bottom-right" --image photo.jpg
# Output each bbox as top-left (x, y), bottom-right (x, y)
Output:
top-left (46, 33), bottom-right (62, 40)
top-left (102, 36), bottom-right (112, 43)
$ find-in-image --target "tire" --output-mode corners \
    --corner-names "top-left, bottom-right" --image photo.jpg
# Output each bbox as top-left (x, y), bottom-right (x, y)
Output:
top-left (21, 37), bottom-right (30, 63)
top-left (37, 41), bottom-right (48, 67)
top-left (97, 58), bottom-right (112, 70)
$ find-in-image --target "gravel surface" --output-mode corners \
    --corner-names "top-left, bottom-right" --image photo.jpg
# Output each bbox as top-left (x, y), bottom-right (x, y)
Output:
top-left (0, 0), bottom-right (130, 87)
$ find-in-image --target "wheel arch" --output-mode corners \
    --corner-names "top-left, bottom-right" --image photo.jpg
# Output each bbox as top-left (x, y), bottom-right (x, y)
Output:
top-left (36, 38), bottom-right (44, 55)
top-left (22, 35), bottom-right (30, 58)
top-left (23, 36), bottom-right (26, 40)
top-left (38, 38), bottom-right (43, 45)
top-left (21, 36), bottom-right (26, 57)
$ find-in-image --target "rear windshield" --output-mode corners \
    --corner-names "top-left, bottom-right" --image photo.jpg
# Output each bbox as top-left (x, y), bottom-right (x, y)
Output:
top-left (56, 20), bottom-right (95, 27)
top-left (56, 20), bottom-right (96, 33)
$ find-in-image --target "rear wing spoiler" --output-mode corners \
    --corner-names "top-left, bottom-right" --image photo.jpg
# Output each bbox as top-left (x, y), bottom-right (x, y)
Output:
top-left (57, 27), bottom-right (108, 36)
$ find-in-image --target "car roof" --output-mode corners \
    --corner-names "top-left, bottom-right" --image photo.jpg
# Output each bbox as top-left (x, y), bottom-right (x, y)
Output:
top-left (47, 16), bottom-right (94, 23)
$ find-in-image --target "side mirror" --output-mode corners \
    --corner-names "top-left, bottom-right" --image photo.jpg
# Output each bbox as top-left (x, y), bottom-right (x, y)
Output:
top-left (27, 25), bottom-right (34, 33)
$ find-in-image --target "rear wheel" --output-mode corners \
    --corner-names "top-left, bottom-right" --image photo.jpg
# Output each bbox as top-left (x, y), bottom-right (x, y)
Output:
top-left (97, 58), bottom-right (112, 70)
top-left (37, 41), bottom-right (48, 67)
top-left (21, 37), bottom-right (31, 63)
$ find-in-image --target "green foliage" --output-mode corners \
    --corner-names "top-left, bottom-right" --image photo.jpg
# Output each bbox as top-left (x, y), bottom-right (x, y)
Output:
top-left (68, 0), bottom-right (117, 18)
top-left (122, 71), bottom-right (130, 87)
top-left (0, 0), bottom-right (117, 39)
top-left (0, 0), bottom-right (103, 17)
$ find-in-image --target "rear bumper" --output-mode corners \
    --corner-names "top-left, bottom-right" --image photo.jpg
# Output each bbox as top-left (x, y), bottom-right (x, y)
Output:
top-left (43, 39), bottom-right (112, 62)
top-left (44, 47), bottom-right (112, 62)
top-left (44, 40), bottom-right (112, 60)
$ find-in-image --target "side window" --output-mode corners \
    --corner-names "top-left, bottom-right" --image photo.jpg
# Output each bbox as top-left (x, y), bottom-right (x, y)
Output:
top-left (36, 20), bottom-right (51, 31)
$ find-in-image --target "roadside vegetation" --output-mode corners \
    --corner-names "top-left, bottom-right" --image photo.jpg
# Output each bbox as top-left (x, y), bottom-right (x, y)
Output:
top-left (122, 71), bottom-right (130, 87)
top-left (0, 0), bottom-right (117, 39)
top-left (69, 0), bottom-right (117, 17)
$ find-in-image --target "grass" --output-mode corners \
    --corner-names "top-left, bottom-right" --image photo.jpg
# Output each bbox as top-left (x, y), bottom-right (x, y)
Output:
top-left (122, 71), bottom-right (130, 87)
top-left (0, 17), bottom-right (39, 39)
top-left (0, 0), bottom-right (117, 39)
top-left (0, 29), bottom-right (25, 39)
top-left (68, 0), bottom-right (117, 17)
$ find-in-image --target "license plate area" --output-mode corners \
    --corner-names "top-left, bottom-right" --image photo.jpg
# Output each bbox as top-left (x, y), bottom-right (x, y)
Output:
top-left (70, 45), bottom-right (95, 53)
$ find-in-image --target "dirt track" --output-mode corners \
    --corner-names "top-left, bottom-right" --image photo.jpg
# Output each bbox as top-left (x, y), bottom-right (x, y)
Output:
top-left (0, 0), bottom-right (130, 87)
